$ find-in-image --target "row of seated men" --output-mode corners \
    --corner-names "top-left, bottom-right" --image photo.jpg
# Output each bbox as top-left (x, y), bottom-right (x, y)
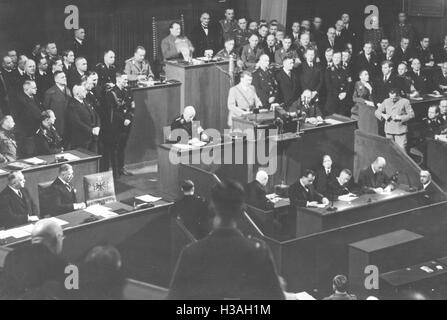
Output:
top-left (0, 165), bottom-right (86, 230)
top-left (0, 180), bottom-right (364, 300)
top-left (0, 71), bottom-right (135, 178)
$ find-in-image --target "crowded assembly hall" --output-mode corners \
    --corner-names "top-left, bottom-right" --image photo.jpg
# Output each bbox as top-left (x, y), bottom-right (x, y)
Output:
top-left (0, 0), bottom-right (446, 301)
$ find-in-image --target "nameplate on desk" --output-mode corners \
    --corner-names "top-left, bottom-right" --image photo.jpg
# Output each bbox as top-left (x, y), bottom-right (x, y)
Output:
top-left (56, 153), bottom-right (81, 161)
top-left (85, 205), bottom-right (118, 219)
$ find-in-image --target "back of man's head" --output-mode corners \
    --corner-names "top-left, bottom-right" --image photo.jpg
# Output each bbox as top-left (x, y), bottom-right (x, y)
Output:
top-left (31, 219), bottom-right (64, 255)
top-left (211, 180), bottom-right (245, 222)
top-left (333, 275), bottom-right (349, 293)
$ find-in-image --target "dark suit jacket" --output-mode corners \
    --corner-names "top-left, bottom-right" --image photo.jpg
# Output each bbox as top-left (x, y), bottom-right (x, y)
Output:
top-left (434, 44), bottom-right (447, 64)
top-left (191, 23), bottom-right (221, 57)
top-left (299, 62), bottom-right (324, 93)
top-left (245, 181), bottom-right (273, 211)
top-left (35, 71), bottom-right (53, 102)
top-left (394, 47), bottom-right (415, 65)
top-left (0, 187), bottom-right (37, 229)
top-left (43, 85), bottom-right (72, 137)
top-left (276, 69), bottom-right (301, 109)
top-left (16, 92), bottom-right (42, 137)
top-left (67, 98), bottom-right (100, 149)
top-left (433, 69), bottom-right (447, 91)
top-left (67, 69), bottom-right (85, 90)
top-left (408, 70), bottom-right (431, 94)
top-left (314, 166), bottom-right (340, 197)
top-left (34, 126), bottom-right (63, 156)
top-left (354, 53), bottom-right (379, 79)
top-left (47, 178), bottom-right (77, 217)
top-left (168, 227), bottom-right (284, 300)
top-left (171, 195), bottom-right (210, 240)
top-left (289, 180), bottom-right (324, 208)
top-left (357, 166), bottom-right (390, 193)
top-left (328, 179), bottom-right (352, 198)
top-left (318, 38), bottom-right (343, 61)
top-left (373, 74), bottom-right (397, 105)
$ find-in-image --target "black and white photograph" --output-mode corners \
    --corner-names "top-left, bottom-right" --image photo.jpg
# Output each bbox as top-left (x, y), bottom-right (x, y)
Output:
top-left (0, 0), bottom-right (447, 304)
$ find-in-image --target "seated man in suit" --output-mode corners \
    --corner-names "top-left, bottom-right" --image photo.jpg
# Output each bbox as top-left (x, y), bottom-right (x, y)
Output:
top-left (358, 157), bottom-right (394, 194)
top-left (419, 170), bottom-right (443, 204)
top-left (434, 61), bottom-right (447, 93)
top-left (0, 171), bottom-right (39, 229)
top-left (170, 106), bottom-right (208, 143)
top-left (47, 164), bottom-right (86, 217)
top-left (245, 170), bottom-right (274, 210)
top-left (0, 115), bottom-right (17, 163)
top-left (408, 58), bottom-right (433, 95)
top-left (422, 106), bottom-right (443, 139)
top-left (314, 155), bottom-right (340, 196)
top-left (0, 219), bottom-right (67, 300)
top-left (328, 169), bottom-right (356, 198)
top-left (34, 110), bottom-right (63, 155)
top-left (289, 169), bottom-right (330, 208)
top-left (171, 180), bottom-right (210, 240)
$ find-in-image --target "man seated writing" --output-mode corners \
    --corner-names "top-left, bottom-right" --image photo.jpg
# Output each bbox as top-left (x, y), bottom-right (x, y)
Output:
top-left (358, 157), bottom-right (396, 194)
top-left (289, 169), bottom-right (330, 208)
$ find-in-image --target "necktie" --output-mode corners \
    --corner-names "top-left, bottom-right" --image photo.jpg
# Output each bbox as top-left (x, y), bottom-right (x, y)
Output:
top-left (309, 63), bottom-right (313, 68)
top-left (326, 169), bottom-right (330, 175)
top-left (18, 190), bottom-right (23, 199)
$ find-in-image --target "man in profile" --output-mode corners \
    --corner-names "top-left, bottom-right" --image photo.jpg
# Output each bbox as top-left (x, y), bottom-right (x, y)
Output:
top-left (245, 170), bottom-right (274, 210)
top-left (168, 180), bottom-right (284, 300)
top-left (46, 164), bottom-right (86, 217)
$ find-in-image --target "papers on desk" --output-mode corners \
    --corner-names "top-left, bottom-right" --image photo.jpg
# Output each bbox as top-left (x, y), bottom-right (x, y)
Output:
top-left (47, 217), bottom-right (69, 227)
top-left (266, 193), bottom-right (287, 204)
top-left (324, 118), bottom-right (342, 125)
top-left (57, 153), bottom-right (80, 161)
top-left (85, 205), bottom-right (118, 219)
top-left (0, 227), bottom-right (31, 239)
top-left (338, 194), bottom-right (359, 202)
top-left (295, 292), bottom-right (317, 300)
top-left (428, 93), bottom-right (444, 98)
top-left (22, 157), bottom-right (47, 165)
top-left (136, 195), bottom-right (162, 203)
top-left (412, 97), bottom-right (424, 101)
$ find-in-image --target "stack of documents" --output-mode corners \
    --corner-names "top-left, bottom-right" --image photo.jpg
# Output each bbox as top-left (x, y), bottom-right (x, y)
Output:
top-left (85, 205), bottom-right (118, 219)
top-left (136, 195), bottom-right (162, 203)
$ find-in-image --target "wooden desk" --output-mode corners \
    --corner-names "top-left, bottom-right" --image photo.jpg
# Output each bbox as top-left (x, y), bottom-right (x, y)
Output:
top-left (165, 60), bottom-right (231, 133)
top-left (127, 81), bottom-right (181, 165)
top-left (427, 138), bottom-right (447, 191)
top-left (0, 149), bottom-right (101, 215)
top-left (295, 188), bottom-right (426, 237)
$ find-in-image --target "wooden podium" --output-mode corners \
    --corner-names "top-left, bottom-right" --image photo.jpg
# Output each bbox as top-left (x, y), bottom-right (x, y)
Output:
top-left (126, 81), bottom-right (182, 165)
top-left (165, 60), bottom-right (231, 133)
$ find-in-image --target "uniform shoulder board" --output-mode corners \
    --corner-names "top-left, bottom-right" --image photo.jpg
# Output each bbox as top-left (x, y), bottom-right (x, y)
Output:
top-left (96, 63), bottom-right (105, 69)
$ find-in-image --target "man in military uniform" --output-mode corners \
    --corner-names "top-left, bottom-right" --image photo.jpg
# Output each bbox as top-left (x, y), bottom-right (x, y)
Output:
top-left (325, 52), bottom-right (350, 116)
top-left (171, 180), bottom-right (211, 240)
top-left (422, 106), bottom-right (444, 139)
top-left (34, 110), bottom-right (63, 156)
top-left (105, 72), bottom-right (135, 178)
top-left (214, 38), bottom-right (243, 75)
top-left (274, 36), bottom-right (301, 68)
top-left (252, 54), bottom-right (278, 108)
top-left (233, 17), bottom-right (251, 54)
top-left (415, 37), bottom-right (435, 68)
top-left (124, 46), bottom-right (154, 86)
top-left (219, 8), bottom-right (238, 43)
top-left (170, 106), bottom-right (207, 143)
top-left (95, 50), bottom-right (116, 95)
top-left (168, 180), bottom-right (285, 300)
top-left (241, 34), bottom-right (264, 72)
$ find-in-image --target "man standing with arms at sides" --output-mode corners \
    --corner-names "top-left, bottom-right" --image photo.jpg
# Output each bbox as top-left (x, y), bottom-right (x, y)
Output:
top-left (62, 50), bottom-right (75, 75)
top-left (168, 180), bottom-right (285, 300)
top-left (390, 12), bottom-right (417, 47)
top-left (68, 57), bottom-right (88, 90)
top-left (233, 17), bottom-right (251, 53)
top-left (311, 17), bottom-right (325, 44)
top-left (219, 8), bottom-right (237, 43)
top-left (44, 71), bottom-right (71, 146)
top-left (106, 73), bottom-right (135, 178)
top-left (192, 12), bottom-right (221, 58)
top-left (252, 54), bottom-right (278, 108)
top-left (241, 34), bottom-right (264, 72)
top-left (161, 22), bottom-right (194, 62)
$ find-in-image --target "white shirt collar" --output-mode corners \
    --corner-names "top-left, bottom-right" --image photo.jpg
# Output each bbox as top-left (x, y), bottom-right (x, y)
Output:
top-left (8, 185), bottom-right (21, 197)
top-left (371, 165), bottom-right (377, 175)
top-left (423, 181), bottom-right (431, 190)
top-left (75, 38), bottom-right (83, 45)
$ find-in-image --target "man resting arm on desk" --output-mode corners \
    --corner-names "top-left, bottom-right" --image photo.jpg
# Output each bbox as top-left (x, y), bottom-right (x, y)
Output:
top-left (170, 106), bottom-right (208, 143)
top-left (358, 157), bottom-right (396, 194)
top-left (227, 71), bottom-right (263, 128)
top-left (245, 170), bottom-right (274, 210)
top-left (289, 170), bottom-right (330, 208)
top-left (327, 169), bottom-right (358, 199)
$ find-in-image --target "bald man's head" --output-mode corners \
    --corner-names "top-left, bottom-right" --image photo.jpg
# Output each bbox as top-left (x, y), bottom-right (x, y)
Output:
top-left (256, 170), bottom-right (269, 186)
top-left (31, 219), bottom-right (64, 255)
top-left (373, 157), bottom-right (387, 172)
top-left (183, 106), bottom-right (196, 122)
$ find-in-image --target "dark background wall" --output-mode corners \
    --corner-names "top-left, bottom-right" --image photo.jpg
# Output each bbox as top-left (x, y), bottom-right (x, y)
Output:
top-left (1, 0), bottom-right (446, 67)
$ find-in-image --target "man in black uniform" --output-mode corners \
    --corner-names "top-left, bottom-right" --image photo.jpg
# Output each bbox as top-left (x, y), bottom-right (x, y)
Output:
top-left (95, 50), bottom-right (116, 95)
top-left (171, 180), bottom-right (210, 240)
top-left (34, 110), bottom-right (63, 155)
top-left (325, 52), bottom-right (350, 116)
top-left (170, 106), bottom-right (208, 143)
top-left (168, 180), bottom-right (285, 300)
top-left (105, 72), bottom-right (134, 178)
top-left (252, 54), bottom-right (278, 108)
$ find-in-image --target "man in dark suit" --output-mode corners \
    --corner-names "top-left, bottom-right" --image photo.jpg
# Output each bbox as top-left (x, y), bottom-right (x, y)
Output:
top-left (434, 35), bottom-right (447, 64)
top-left (314, 155), bottom-right (340, 197)
top-left (319, 28), bottom-right (343, 63)
top-left (168, 180), bottom-right (284, 300)
top-left (289, 169), bottom-right (330, 208)
top-left (1, 56), bottom-right (17, 114)
top-left (34, 110), bottom-right (63, 156)
top-left (373, 60), bottom-right (397, 106)
top-left (69, 28), bottom-right (91, 61)
top-left (62, 50), bottom-right (75, 75)
top-left (0, 220), bottom-right (66, 299)
top-left (46, 164), bottom-right (86, 217)
top-left (191, 12), bottom-right (221, 57)
top-left (394, 37), bottom-right (414, 66)
top-left (408, 58), bottom-right (433, 95)
top-left (171, 180), bottom-right (210, 240)
top-left (434, 61), bottom-right (447, 93)
top-left (358, 157), bottom-right (393, 194)
top-left (325, 52), bottom-right (350, 115)
top-left (35, 57), bottom-right (52, 103)
top-left (327, 169), bottom-right (357, 198)
top-left (252, 54), bottom-right (278, 108)
top-left (67, 85), bottom-right (100, 152)
top-left (263, 34), bottom-right (278, 62)
top-left (68, 57), bottom-right (88, 90)
top-left (419, 170), bottom-right (443, 204)
top-left (245, 170), bottom-right (274, 211)
top-left (276, 57), bottom-right (301, 111)
top-left (355, 42), bottom-right (379, 79)
top-left (43, 71), bottom-right (72, 144)
top-left (0, 171), bottom-right (38, 229)
top-left (16, 80), bottom-right (43, 157)
top-left (300, 48), bottom-right (324, 97)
